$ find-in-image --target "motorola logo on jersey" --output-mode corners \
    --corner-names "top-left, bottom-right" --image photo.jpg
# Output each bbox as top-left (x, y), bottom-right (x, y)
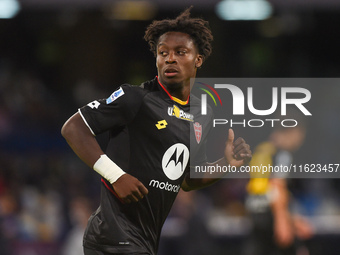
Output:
top-left (161, 143), bottom-right (189, 180)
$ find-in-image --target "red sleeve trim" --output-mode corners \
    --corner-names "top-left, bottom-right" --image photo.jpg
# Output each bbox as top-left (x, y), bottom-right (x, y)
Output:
top-left (101, 178), bottom-right (125, 204)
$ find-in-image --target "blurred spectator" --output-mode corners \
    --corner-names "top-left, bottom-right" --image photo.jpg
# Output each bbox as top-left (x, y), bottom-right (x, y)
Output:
top-left (242, 110), bottom-right (314, 255)
top-left (19, 186), bottom-right (64, 241)
top-left (0, 190), bottom-right (20, 255)
top-left (62, 196), bottom-right (93, 255)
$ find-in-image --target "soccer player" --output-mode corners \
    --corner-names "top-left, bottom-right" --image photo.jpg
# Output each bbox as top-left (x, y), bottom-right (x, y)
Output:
top-left (61, 7), bottom-right (251, 255)
top-left (243, 114), bottom-right (313, 255)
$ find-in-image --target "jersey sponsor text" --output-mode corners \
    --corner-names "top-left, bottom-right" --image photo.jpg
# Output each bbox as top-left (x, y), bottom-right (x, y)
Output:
top-left (149, 179), bottom-right (181, 193)
top-left (168, 105), bottom-right (194, 122)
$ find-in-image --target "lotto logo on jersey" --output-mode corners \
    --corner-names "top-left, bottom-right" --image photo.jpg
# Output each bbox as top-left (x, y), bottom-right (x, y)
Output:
top-left (156, 120), bottom-right (168, 130)
top-left (106, 87), bottom-right (125, 104)
top-left (87, 100), bottom-right (100, 109)
top-left (168, 105), bottom-right (194, 122)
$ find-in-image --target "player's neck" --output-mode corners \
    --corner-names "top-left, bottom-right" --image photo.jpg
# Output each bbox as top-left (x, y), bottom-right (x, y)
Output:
top-left (157, 76), bottom-right (190, 102)
top-left (168, 86), bottom-right (190, 102)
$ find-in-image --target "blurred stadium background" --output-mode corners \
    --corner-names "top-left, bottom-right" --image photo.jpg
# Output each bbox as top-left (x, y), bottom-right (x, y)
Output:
top-left (0, 0), bottom-right (340, 254)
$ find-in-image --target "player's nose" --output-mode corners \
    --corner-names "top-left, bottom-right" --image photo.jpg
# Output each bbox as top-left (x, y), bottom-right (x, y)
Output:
top-left (166, 51), bottom-right (176, 64)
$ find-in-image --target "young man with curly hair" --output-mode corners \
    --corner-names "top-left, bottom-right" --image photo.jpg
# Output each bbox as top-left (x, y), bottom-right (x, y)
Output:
top-left (61, 7), bottom-right (251, 255)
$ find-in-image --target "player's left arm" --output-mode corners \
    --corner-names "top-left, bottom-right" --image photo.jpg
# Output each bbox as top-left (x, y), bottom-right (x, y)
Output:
top-left (182, 129), bottom-right (252, 191)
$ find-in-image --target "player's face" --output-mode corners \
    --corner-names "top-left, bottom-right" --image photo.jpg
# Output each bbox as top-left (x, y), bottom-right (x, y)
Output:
top-left (156, 31), bottom-right (203, 90)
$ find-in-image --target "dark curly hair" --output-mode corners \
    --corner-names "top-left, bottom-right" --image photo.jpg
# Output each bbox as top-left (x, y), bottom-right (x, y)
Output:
top-left (144, 7), bottom-right (213, 61)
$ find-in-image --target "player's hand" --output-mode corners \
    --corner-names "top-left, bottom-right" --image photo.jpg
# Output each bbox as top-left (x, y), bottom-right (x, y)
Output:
top-left (112, 174), bottom-right (149, 204)
top-left (224, 129), bottom-right (252, 167)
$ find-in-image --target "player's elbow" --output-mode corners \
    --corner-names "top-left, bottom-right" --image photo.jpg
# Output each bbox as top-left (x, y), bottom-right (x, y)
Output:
top-left (61, 113), bottom-right (95, 143)
top-left (61, 113), bottom-right (81, 141)
top-left (61, 120), bottom-right (73, 141)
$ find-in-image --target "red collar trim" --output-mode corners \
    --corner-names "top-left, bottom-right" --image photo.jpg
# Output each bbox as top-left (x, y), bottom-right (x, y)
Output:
top-left (156, 76), bottom-right (189, 105)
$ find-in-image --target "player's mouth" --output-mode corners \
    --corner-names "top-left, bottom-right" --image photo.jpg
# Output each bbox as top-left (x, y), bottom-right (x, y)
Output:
top-left (164, 68), bottom-right (179, 77)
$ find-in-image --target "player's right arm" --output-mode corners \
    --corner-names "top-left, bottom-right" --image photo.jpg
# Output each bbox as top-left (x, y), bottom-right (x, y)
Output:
top-left (61, 112), bottom-right (148, 203)
top-left (62, 112), bottom-right (103, 167)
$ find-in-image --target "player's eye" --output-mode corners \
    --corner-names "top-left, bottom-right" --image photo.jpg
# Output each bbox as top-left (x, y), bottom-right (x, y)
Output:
top-left (159, 51), bottom-right (168, 56)
top-left (178, 50), bottom-right (186, 55)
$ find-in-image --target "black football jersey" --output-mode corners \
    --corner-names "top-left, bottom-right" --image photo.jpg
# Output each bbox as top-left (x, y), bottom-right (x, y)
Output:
top-left (79, 77), bottom-right (213, 254)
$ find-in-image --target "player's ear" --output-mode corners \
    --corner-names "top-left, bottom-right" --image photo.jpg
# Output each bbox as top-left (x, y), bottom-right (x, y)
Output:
top-left (195, 55), bottom-right (203, 68)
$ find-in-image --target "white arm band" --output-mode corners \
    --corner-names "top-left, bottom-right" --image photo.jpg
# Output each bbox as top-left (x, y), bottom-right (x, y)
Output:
top-left (93, 154), bottom-right (126, 184)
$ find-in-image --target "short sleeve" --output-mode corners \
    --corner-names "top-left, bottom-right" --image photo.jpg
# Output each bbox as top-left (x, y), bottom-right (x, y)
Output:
top-left (79, 84), bottom-right (145, 135)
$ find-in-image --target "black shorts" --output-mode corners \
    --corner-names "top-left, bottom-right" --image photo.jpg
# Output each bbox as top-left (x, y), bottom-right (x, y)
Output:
top-left (83, 248), bottom-right (150, 255)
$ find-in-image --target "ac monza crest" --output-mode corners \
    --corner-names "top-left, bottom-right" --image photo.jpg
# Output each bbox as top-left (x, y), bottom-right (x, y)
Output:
top-left (193, 122), bottom-right (202, 144)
